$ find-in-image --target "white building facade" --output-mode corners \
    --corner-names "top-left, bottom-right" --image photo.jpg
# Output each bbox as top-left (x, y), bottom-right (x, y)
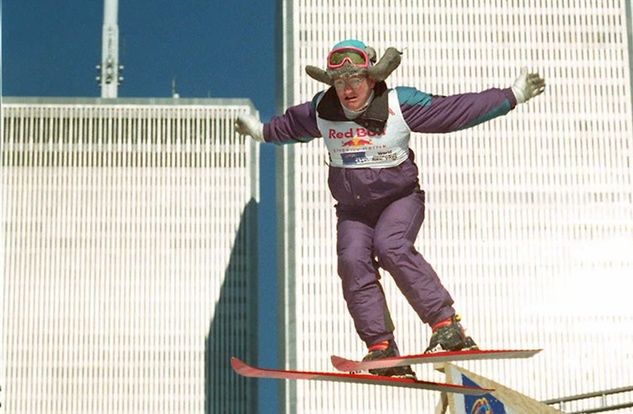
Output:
top-left (276, 1), bottom-right (633, 413)
top-left (1, 98), bottom-right (259, 413)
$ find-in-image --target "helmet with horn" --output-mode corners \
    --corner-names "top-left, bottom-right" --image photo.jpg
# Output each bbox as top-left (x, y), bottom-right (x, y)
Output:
top-left (305, 39), bottom-right (402, 86)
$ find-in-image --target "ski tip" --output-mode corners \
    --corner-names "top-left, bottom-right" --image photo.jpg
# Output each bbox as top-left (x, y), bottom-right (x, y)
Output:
top-left (330, 355), bottom-right (356, 372)
top-left (231, 357), bottom-right (262, 378)
top-left (230, 357), bottom-right (247, 373)
top-left (481, 348), bottom-right (543, 355)
top-left (511, 348), bottom-right (543, 357)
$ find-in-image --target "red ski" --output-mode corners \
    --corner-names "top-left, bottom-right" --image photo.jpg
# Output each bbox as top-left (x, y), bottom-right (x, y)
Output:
top-left (331, 348), bottom-right (541, 372)
top-left (231, 357), bottom-right (492, 395)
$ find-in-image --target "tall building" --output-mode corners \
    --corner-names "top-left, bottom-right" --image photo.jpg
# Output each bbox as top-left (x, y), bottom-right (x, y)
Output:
top-left (276, 1), bottom-right (633, 413)
top-left (1, 97), bottom-right (259, 413)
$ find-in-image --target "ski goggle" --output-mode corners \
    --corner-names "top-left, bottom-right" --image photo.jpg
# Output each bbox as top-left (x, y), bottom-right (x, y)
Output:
top-left (327, 47), bottom-right (370, 69)
top-left (333, 76), bottom-right (366, 91)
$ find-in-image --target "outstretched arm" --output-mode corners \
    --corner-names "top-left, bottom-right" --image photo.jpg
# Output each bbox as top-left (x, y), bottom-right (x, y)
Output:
top-left (235, 101), bottom-right (322, 144)
top-left (264, 102), bottom-right (322, 144)
top-left (399, 69), bottom-right (545, 133)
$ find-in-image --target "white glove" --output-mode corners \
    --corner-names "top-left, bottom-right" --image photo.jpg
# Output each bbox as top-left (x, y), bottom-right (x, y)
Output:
top-left (235, 114), bottom-right (264, 143)
top-left (511, 67), bottom-right (546, 104)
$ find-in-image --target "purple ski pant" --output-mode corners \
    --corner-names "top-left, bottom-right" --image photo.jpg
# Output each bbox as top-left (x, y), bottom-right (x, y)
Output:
top-left (336, 189), bottom-right (455, 347)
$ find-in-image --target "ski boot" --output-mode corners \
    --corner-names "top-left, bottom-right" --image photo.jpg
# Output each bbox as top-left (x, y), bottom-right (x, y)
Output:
top-left (362, 340), bottom-right (417, 379)
top-left (424, 314), bottom-right (479, 353)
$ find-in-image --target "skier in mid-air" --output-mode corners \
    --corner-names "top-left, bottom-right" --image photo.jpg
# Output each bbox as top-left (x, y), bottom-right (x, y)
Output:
top-left (236, 39), bottom-right (545, 379)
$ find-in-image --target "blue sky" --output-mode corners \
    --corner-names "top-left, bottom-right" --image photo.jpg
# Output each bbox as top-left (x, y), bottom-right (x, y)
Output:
top-left (3, 1), bottom-right (280, 411)
top-left (2, 0), bottom-right (277, 119)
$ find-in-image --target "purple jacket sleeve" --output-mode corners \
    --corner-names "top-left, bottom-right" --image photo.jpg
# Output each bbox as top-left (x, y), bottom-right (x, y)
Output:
top-left (396, 86), bottom-right (517, 133)
top-left (263, 101), bottom-right (322, 144)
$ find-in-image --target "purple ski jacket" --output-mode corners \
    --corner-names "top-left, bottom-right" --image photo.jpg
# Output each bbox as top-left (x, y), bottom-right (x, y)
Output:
top-left (263, 83), bottom-right (517, 207)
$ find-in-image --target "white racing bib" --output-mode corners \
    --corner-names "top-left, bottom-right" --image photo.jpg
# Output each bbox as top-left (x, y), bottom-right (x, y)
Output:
top-left (316, 89), bottom-right (411, 168)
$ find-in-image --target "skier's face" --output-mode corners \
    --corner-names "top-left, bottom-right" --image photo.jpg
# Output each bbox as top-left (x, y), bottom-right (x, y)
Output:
top-left (333, 75), bottom-right (376, 112)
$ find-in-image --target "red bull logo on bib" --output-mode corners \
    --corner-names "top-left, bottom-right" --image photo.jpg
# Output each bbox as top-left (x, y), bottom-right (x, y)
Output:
top-left (342, 137), bottom-right (373, 147)
top-left (328, 127), bottom-right (385, 139)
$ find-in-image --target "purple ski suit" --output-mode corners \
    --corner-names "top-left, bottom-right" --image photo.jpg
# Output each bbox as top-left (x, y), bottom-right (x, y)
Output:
top-left (263, 82), bottom-right (517, 347)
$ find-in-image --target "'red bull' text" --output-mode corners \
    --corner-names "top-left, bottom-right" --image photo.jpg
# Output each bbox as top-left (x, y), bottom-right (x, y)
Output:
top-left (328, 128), bottom-right (385, 138)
